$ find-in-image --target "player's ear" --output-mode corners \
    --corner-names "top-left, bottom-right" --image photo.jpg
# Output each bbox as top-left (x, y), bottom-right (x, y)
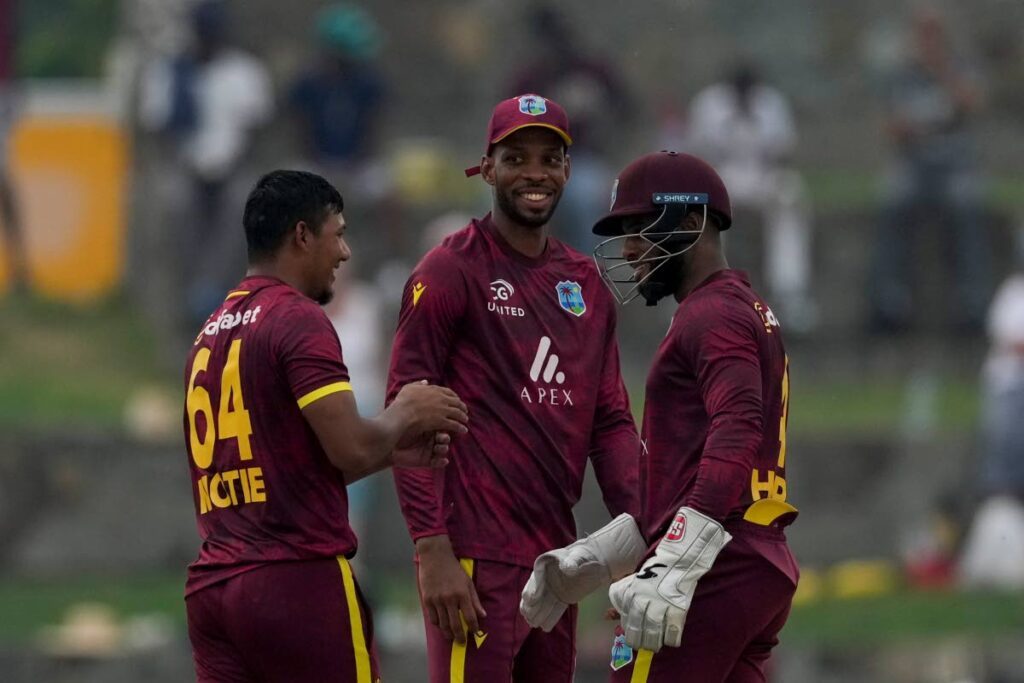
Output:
top-left (480, 155), bottom-right (496, 186)
top-left (682, 211), bottom-right (702, 231)
top-left (563, 152), bottom-right (571, 182)
top-left (293, 220), bottom-right (313, 251)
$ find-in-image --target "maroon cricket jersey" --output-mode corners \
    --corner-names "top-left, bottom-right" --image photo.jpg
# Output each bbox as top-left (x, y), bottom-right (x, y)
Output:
top-left (641, 270), bottom-right (797, 580)
top-left (388, 214), bottom-right (640, 567)
top-left (183, 276), bottom-right (358, 595)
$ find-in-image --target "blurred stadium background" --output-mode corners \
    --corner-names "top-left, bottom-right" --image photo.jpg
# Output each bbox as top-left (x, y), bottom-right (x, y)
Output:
top-left (1, 0), bottom-right (1024, 681)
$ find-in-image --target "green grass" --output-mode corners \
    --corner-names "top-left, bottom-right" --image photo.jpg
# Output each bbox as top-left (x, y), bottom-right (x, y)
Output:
top-left (0, 573), bottom-right (1020, 647)
top-left (783, 591), bottom-right (1024, 646)
top-left (790, 377), bottom-right (980, 438)
top-left (0, 573), bottom-right (185, 644)
top-left (0, 295), bottom-right (175, 430)
top-left (804, 168), bottom-right (1024, 213)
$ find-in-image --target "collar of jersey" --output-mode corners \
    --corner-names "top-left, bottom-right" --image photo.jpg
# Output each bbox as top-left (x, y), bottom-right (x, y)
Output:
top-left (477, 212), bottom-right (554, 269)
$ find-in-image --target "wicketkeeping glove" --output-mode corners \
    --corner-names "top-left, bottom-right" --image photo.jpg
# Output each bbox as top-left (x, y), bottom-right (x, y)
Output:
top-left (520, 513), bottom-right (646, 631)
top-left (608, 506), bottom-right (731, 652)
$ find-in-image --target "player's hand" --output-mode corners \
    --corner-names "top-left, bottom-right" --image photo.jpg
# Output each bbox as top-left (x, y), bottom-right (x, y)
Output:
top-left (520, 514), bottom-right (646, 631)
top-left (394, 381), bottom-right (468, 447)
top-left (608, 507), bottom-right (731, 652)
top-left (393, 432), bottom-right (452, 469)
top-left (416, 535), bottom-right (486, 643)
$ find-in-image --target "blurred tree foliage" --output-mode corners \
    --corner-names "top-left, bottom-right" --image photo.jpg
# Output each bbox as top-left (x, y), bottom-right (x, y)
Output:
top-left (16, 0), bottom-right (119, 78)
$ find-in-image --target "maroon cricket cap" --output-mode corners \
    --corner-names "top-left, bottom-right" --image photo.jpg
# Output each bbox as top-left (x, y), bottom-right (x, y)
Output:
top-left (592, 151), bottom-right (732, 236)
top-left (464, 94), bottom-right (573, 177)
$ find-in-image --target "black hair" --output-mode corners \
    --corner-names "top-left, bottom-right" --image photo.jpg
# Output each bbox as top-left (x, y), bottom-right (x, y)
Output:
top-left (242, 170), bottom-right (343, 263)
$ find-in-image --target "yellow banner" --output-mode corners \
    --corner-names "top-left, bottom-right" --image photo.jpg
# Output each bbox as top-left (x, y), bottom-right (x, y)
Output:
top-left (0, 115), bottom-right (127, 301)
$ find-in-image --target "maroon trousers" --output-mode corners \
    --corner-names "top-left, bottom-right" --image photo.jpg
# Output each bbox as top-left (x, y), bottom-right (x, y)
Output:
top-left (608, 530), bottom-right (798, 683)
top-left (418, 556), bottom-right (577, 683)
top-left (186, 556), bottom-right (381, 682)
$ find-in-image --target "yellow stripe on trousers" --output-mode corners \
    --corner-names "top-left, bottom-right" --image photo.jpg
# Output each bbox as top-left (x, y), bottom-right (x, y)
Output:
top-left (337, 556), bottom-right (372, 683)
top-left (630, 649), bottom-right (654, 683)
top-left (449, 558), bottom-right (475, 683)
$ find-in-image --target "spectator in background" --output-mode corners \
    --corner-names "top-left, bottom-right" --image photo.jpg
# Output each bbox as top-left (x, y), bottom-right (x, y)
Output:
top-left (959, 240), bottom-right (1024, 589)
top-left (290, 3), bottom-right (385, 173)
top-left (506, 5), bottom-right (629, 251)
top-left (138, 0), bottom-right (273, 329)
top-left (868, 7), bottom-right (990, 334)
top-left (0, 0), bottom-right (26, 295)
top-left (686, 63), bottom-right (817, 332)
top-left (289, 4), bottom-right (393, 270)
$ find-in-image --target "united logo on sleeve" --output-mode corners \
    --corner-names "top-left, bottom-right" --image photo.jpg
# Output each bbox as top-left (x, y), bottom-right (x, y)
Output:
top-left (610, 626), bottom-right (633, 670)
top-left (555, 281), bottom-right (586, 317)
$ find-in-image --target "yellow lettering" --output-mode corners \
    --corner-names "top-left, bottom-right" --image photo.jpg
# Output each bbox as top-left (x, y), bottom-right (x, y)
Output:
top-left (778, 358), bottom-right (790, 468)
top-left (249, 467), bottom-right (266, 502)
top-left (751, 469), bottom-right (775, 501)
top-left (751, 469), bottom-right (788, 503)
top-left (197, 475), bottom-right (212, 514)
top-left (238, 466), bottom-right (251, 503)
top-left (219, 339), bottom-right (254, 461)
top-left (193, 467), bottom-right (268, 513)
top-left (209, 473), bottom-right (232, 508)
top-left (187, 348), bottom-right (216, 469)
top-left (221, 470), bottom-right (240, 505)
top-left (773, 474), bottom-right (787, 500)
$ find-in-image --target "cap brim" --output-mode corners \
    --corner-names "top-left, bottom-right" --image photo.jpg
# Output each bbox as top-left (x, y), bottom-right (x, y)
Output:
top-left (491, 123), bottom-right (573, 147)
top-left (592, 207), bottom-right (660, 236)
top-left (466, 123), bottom-right (572, 178)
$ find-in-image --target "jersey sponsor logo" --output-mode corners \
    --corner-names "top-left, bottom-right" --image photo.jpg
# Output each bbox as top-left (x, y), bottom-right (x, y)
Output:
top-left (529, 336), bottom-right (565, 384)
top-left (754, 301), bottom-right (780, 333)
top-left (666, 512), bottom-right (687, 541)
top-left (490, 279), bottom-right (514, 301)
top-left (197, 305), bottom-right (262, 342)
top-left (610, 626), bottom-right (633, 671)
top-left (488, 278), bottom-right (526, 317)
top-left (518, 94), bottom-right (547, 115)
top-left (520, 336), bottom-right (573, 406)
top-left (412, 281), bottom-right (426, 307)
top-left (555, 280), bottom-right (586, 317)
top-left (474, 631), bottom-right (488, 648)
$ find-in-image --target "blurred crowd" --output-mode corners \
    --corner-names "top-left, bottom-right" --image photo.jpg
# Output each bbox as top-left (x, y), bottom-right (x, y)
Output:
top-left (2, 0), bottom-right (1024, 614)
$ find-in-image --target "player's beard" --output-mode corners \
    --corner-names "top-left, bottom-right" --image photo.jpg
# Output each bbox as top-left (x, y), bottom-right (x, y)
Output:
top-left (638, 252), bottom-right (686, 306)
top-left (314, 282), bottom-right (335, 306)
top-left (495, 183), bottom-right (562, 229)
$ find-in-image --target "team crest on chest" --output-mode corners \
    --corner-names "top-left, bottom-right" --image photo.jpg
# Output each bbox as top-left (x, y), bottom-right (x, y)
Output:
top-left (610, 626), bottom-right (633, 671)
top-left (555, 281), bottom-right (586, 317)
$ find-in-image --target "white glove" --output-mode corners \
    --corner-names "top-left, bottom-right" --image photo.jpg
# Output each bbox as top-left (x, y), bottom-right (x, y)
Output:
top-left (609, 506), bottom-right (731, 652)
top-left (520, 513), bottom-right (646, 631)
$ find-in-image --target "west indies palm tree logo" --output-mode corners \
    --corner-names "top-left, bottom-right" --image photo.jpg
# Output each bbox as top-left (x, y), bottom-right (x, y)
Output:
top-left (555, 280), bottom-right (586, 317)
top-left (610, 625), bottom-right (633, 670)
top-left (518, 94), bottom-right (547, 116)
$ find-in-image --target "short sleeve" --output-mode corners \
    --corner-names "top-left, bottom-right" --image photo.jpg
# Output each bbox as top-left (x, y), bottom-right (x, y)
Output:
top-left (271, 300), bottom-right (352, 409)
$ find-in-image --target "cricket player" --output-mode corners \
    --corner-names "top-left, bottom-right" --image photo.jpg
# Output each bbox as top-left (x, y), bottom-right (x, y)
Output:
top-left (182, 169), bottom-right (469, 682)
top-left (388, 94), bottom-right (641, 682)
top-left (521, 151), bottom-right (799, 681)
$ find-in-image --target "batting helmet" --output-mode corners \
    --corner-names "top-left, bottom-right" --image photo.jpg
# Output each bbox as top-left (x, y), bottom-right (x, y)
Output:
top-left (592, 151), bottom-right (732, 305)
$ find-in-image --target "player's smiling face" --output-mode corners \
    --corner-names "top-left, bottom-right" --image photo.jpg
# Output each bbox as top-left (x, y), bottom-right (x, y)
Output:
top-left (309, 211), bottom-right (350, 305)
top-left (483, 127), bottom-right (570, 229)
